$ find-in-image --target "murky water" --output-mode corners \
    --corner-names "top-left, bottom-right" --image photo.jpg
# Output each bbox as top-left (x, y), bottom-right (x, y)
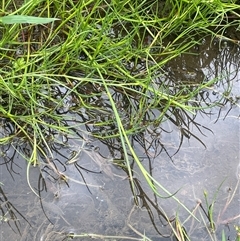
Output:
top-left (0, 37), bottom-right (239, 240)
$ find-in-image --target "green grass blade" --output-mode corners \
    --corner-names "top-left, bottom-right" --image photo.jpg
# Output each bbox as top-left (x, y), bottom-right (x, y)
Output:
top-left (0, 15), bottom-right (59, 24)
top-left (222, 229), bottom-right (226, 241)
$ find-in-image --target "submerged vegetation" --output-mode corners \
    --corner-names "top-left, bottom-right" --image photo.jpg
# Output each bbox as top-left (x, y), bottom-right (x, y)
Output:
top-left (0, 0), bottom-right (240, 240)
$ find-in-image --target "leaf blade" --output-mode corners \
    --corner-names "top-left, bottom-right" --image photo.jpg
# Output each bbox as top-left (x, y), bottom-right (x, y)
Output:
top-left (0, 15), bottom-right (59, 24)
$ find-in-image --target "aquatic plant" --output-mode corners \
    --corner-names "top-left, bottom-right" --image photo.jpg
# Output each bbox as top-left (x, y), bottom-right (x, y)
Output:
top-left (0, 0), bottom-right (240, 240)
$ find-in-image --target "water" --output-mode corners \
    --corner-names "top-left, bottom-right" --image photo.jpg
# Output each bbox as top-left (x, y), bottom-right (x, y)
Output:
top-left (0, 37), bottom-right (239, 240)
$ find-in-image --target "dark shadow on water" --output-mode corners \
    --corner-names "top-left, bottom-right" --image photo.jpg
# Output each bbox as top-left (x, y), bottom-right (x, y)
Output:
top-left (0, 185), bottom-right (31, 234)
top-left (133, 178), bottom-right (173, 237)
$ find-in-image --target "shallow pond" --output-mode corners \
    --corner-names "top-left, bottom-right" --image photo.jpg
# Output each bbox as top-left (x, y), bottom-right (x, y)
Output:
top-left (0, 37), bottom-right (239, 241)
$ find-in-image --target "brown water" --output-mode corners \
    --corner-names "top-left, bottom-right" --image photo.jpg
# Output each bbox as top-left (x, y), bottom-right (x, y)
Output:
top-left (0, 38), bottom-right (239, 241)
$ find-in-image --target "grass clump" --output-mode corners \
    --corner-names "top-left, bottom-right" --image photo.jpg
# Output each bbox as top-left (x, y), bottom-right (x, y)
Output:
top-left (1, 0), bottom-right (239, 149)
top-left (0, 0), bottom-right (240, 238)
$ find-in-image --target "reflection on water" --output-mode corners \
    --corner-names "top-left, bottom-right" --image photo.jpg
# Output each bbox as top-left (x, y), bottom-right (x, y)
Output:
top-left (0, 185), bottom-right (31, 235)
top-left (0, 37), bottom-right (240, 240)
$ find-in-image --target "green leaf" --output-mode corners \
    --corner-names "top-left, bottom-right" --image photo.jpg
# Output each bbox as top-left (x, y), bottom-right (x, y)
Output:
top-left (221, 229), bottom-right (226, 241)
top-left (0, 15), bottom-right (59, 24)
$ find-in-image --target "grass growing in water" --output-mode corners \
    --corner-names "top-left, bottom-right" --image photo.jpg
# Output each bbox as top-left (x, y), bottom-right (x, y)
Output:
top-left (0, 0), bottom-right (240, 239)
